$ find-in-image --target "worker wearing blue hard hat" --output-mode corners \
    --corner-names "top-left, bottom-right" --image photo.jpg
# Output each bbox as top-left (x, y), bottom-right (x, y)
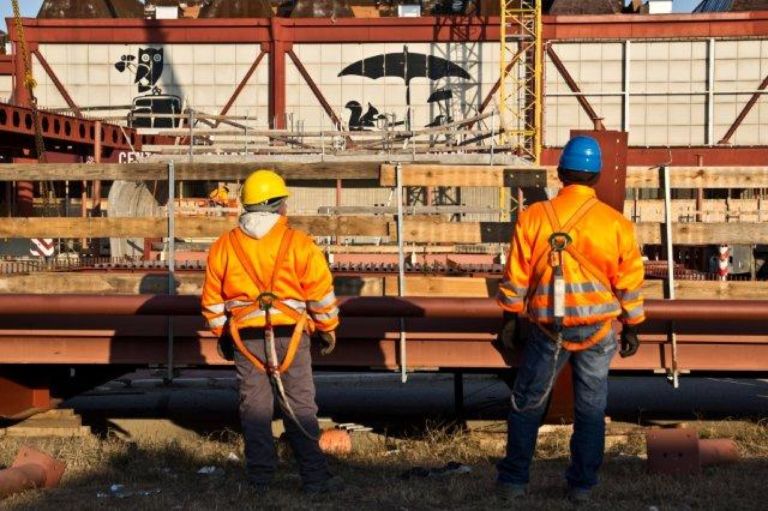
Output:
top-left (495, 135), bottom-right (645, 503)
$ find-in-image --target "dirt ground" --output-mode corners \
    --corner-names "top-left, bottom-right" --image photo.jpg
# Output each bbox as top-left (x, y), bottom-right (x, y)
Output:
top-left (1, 420), bottom-right (767, 511)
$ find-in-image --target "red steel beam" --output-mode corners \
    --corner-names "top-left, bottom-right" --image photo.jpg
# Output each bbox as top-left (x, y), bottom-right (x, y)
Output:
top-left (717, 72), bottom-right (768, 145)
top-left (215, 49), bottom-right (267, 126)
top-left (0, 56), bottom-right (13, 76)
top-left (546, 46), bottom-right (604, 130)
top-left (7, 13), bottom-right (768, 45)
top-left (31, 50), bottom-right (82, 118)
top-left (0, 295), bottom-right (766, 322)
top-left (0, 102), bottom-right (135, 150)
top-left (287, 49), bottom-right (344, 129)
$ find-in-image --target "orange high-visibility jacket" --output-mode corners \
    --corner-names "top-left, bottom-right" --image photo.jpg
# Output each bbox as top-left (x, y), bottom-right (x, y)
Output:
top-left (202, 216), bottom-right (339, 336)
top-left (497, 185), bottom-right (645, 327)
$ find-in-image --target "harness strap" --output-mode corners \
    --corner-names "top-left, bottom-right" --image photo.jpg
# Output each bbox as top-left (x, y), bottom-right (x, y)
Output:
top-left (226, 226), bottom-right (312, 373)
top-left (535, 320), bottom-right (614, 352)
top-left (531, 197), bottom-right (615, 351)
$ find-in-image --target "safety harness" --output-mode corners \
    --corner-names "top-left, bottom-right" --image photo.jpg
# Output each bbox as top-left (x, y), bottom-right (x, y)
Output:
top-left (510, 197), bottom-right (615, 413)
top-left (225, 227), bottom-right (317, 439)
top-left (528, 197), bottom-right (614, 352)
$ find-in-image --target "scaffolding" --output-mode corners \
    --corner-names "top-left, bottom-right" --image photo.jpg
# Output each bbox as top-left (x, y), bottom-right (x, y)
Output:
top-left (499, 0), bottom-right (542, 163)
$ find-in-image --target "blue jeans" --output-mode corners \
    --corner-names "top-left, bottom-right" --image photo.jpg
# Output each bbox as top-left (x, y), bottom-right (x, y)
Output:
top-left (497, 322), bottom-right (616, 490)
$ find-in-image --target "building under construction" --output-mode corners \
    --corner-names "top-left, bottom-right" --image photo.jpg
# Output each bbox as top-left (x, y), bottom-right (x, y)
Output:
top-left (0, 1), bottom-right (766, 423)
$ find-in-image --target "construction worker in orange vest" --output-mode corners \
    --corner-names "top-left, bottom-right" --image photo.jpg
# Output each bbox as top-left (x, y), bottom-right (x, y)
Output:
top-left (495, 136), bottom-right (645, 504)
top-left (201, 169), bottom-right (342, 494)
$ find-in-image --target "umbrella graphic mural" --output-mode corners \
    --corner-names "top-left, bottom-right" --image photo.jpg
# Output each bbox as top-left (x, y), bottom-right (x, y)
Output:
top-left (338, 46), bottom-right (471, 129)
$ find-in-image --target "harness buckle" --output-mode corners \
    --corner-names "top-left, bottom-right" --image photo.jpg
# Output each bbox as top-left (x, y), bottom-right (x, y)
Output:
top-left (257, 292), bottom-right (278, 311)
top-left (548, 232), bottom-right (572, 252)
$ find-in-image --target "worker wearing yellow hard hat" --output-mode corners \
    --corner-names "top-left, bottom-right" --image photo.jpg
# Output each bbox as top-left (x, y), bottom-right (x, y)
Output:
top-left (202, 169), bottom-right (342, 494)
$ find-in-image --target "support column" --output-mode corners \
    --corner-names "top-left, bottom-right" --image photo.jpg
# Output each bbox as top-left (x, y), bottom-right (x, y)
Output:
top-left (269, 18), bottom-right (288, 130)
top-left (11, 37), bottom-right (37, 216)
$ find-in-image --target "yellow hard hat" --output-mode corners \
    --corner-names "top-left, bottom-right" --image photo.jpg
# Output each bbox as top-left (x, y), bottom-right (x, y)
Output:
top-left (240, 170), bottom-right (289, 206)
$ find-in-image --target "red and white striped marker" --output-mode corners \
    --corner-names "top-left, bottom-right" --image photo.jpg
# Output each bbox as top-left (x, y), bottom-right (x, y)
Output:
top-left (30, 238), bottom-right (56, 257)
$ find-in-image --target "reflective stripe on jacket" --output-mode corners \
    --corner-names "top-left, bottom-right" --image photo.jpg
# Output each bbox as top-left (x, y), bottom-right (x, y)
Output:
top-left (496, 185), bottom-right (645, 327)
top-left (202, 216), bottom-right (339, 335)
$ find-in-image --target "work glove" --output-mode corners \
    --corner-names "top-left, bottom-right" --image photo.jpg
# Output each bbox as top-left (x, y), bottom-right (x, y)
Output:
top-left (500, 311), bottom-right (518, 352)
top-left (217, 330), bottom-right (236, 361)
top-left (318, 330), bottom-right (336, 356)
top-left (619, 324), bottom-right (640, 358)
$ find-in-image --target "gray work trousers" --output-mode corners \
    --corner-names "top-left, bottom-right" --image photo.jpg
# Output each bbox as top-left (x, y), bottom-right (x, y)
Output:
top-left (234, 328), bottom-right (330, 486)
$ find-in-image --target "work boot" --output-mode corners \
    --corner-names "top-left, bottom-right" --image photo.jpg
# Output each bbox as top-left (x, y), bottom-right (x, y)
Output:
top-left (567, 487), bottom-right (592, 505)
top-left (303, 475), bottom-right (345, 495)
top-left (495, 481), bottom-right (527, 501)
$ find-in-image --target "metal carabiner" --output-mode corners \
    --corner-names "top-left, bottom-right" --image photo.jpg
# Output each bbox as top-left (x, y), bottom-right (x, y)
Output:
top-left (548, 232), bottom-right (572, 253)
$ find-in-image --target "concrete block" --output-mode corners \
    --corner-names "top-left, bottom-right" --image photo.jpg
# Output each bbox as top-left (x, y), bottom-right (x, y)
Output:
top-left (646, 60), bottom-right (669, 83)
top-left (645, 42), bottom-right (669, 61)
top-left (715, 40), bottom-right (738, 59)
top-left (193, 44), bottom-right (216, 65)
top-left (647, 104), bottom-right (669, 125)
top-left (109, 85), bottom-right (134, 105)
top-left (256, 60), bottom-right (269, 84)
top-left (669, 42), bottom-right (692, 61)
top-left (601, 61), bottom-right (622, 86)
top-left (67, 45), bottom-right (89, 64)
top-left (690, 41), bottom-right (708, 60)
top-left (690, 61), bottom-right (707, 85)
top-left (285, 84), bottom-right (302, 108)
top-left (69, 64), bottom-right (90, 85)
top-left (578, 61), bottom-right (602, 84)
top-left (214, 64), bottom-right (237, 85)
top-left (629, 102), bottom-right (647, 125)
top-left (297, 44), bottom-right (322, 64)
top-left (341, 44), bottom-right (364, 64)
top-left (88, 45), bottom-right (109, 64)
top-left (321, 84), bottom-right (342, 108)
top-left (646, 126), bottom-right (668, 145)
top-left (286, 60), bottom-right (301, 85)
top-left (190, 85), bottom-right (216, 108)
top-left (236, 44), bottom-right (260, 64)
top-left (578, 43), bottom-right (603, 62)
top-left (715, 60), bottom-right (738, 83)
top-left (668, 103), bottom-right (692, 125)
top-left (318, 44), bottom-right (342, 65)
top-left (42, 44), bottom-right (68, 65)
top-left (88, 65), bottom-right (110, 86)
top-left (601, 43), bottom-right (623, 61)
top-left (194, 64), bottom-right (216, 85)
top-left (320, 64), bottom-right (342, 85)
top-left (670, 62), bottom-right (693, 83)
top-left (239, 84), bottom-right (262, 108)
top-left (173, 64), bottom-right (194, 85)
top-left (214, 44), bottom-right (237, 65)
top-left (737, 59), bottom-right (762, 82)
top-left (552, 42), bottom-right (579, 61)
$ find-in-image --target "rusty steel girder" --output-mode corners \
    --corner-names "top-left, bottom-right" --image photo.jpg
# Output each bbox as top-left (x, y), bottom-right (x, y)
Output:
top-left (0, 295), bottom-right (766, 322)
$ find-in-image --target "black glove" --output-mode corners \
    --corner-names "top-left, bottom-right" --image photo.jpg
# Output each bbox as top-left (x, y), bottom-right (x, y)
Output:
top-left (500, 311), bottom-right (518, 351)
top-left (318, 330), bottom-right (336, 356)
top-left (217, 330), bottom-right (235, 361)
top-left (619, 324), bottom-right (640, 358)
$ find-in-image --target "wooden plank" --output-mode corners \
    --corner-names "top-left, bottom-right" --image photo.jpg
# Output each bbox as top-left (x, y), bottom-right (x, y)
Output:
top-left (0, 162), bottom-right (380, 181)
top-left (379, 164), bottom-right (545, 188)
top-left (2, 274), bottom-right (766, 300)
top-left (0, 216), bottom-right (389, 238)
top-left (381, 165), bottom-right (768, 189)
top-left (0, 215), bottom-right (765, 245)
top-left (634, 222), bottom-right (768, 245)
top-left (396, 220), bottom-right (768, 245)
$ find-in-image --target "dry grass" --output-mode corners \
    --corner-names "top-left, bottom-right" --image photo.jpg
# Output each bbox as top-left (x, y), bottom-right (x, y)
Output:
top-left (1, 420), bottom-right (767, 510)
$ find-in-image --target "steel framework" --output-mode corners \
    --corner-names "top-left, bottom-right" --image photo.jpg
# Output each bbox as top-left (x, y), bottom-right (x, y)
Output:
top-left (499, 1), bottom-right (542, 162)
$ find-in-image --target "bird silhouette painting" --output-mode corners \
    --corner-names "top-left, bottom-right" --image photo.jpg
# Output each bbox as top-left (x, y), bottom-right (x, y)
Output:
top-left (115, 48), bottom-right (165, 93)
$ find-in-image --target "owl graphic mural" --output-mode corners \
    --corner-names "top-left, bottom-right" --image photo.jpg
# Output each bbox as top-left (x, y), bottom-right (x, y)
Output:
top-left (114, 47), bottom-right (181, 128)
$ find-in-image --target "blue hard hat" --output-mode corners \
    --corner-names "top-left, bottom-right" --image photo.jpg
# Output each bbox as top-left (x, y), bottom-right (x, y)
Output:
top-left (558, 136), bottom-right (602, 174)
